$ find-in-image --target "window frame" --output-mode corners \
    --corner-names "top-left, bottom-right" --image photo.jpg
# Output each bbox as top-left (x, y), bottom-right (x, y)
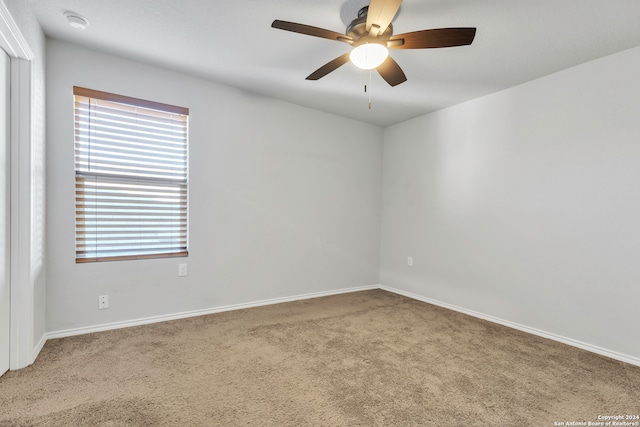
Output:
top-left (73, 86), bottom-right (189, 263)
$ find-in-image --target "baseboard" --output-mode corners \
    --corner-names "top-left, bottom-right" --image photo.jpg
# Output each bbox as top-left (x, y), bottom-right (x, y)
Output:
top-left (44, 284), bottom-right (379, 341)
top-left (37, 283), bottom-right (640, 369)
top-left (379, 284), bottom-right (640, 368)
top-left (32, 333), bottom-right (48, 365)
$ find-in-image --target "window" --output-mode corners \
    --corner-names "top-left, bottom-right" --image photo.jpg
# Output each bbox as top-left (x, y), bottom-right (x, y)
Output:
top-left (74, 87), bottom-right (189, 263)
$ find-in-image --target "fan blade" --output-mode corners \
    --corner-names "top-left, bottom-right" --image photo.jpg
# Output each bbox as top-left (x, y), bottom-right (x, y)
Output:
top-left (272, 20), bottom-right (352, 43)
top-left (366, 0), bottom-right (402, 35)
top-left (390, 28), bottom-right (476, 49)
top-left (306, 53), bottom-right (352, 81)
top-left (376, 56), bottom-right (407, 87)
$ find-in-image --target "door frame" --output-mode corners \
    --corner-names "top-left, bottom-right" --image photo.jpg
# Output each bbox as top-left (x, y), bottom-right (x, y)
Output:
top-left (0, 1), bottom-right (36, 370)
top-left (0, 44), bottom-right (9, 377)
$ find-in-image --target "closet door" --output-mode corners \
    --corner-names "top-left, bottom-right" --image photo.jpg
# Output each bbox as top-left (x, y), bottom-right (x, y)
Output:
top-left (0, 48), bottom-right (10, 377)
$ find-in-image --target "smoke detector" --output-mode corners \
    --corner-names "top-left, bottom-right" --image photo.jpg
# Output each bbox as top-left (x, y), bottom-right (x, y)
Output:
top-left (64, 12), bottom-right (90, 30)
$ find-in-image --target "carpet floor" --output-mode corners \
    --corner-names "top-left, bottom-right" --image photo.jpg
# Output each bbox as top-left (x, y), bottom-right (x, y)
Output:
top-left (1, 289), bottom-right (639, 426)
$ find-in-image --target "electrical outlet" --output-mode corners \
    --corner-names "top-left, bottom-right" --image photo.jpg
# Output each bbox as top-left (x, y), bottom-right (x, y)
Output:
top-left (178, 263), bottom-right (188, 277)
top-left (98, 295), bottom-right (109, 310)
top-left (407, 256), bottom-right (413, 267)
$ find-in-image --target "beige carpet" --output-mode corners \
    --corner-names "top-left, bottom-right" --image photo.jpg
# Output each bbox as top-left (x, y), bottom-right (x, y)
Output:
top-left (1, 290), bottom-right (639, 426)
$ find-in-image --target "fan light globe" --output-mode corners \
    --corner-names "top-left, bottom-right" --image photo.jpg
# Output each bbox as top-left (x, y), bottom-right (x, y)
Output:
top-left (350, 43), bottom-right (389, 70)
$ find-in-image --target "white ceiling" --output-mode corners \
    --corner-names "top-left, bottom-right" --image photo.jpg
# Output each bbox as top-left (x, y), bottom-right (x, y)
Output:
top-left (31, 0), bottom-right (640, 127)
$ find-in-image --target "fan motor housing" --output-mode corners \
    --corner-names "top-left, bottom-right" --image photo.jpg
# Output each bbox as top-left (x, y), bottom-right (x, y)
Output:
top-left (346, 6), bottom-right (393, 40)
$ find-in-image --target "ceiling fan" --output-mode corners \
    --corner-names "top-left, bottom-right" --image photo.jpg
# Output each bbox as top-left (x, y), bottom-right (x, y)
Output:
top-left (272, 0), bottom-right (476, 87)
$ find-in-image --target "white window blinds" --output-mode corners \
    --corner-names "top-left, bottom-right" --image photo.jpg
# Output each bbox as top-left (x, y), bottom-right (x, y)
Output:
top-left (74, 87), bottom-right (189, 262)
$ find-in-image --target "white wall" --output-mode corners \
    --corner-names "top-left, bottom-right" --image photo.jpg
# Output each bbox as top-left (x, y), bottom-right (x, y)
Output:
top-left (44, 29), bottom-right (640, 363)
top-left (46, 39), bottom-right (383, 333)
top-left (381, 45), bottom-right (640, 362)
